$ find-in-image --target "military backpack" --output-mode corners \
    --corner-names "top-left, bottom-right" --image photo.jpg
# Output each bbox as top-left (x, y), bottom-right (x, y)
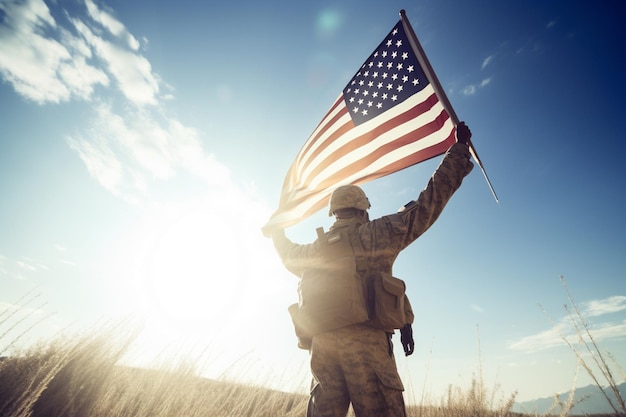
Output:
top-left (288, 223), bottom-right (411, 349)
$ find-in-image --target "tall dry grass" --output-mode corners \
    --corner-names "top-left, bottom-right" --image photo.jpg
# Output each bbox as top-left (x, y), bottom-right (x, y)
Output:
top-left (0, 316), bottom-right (517, 416)
top-left (0, 278), bottom-right (623, 417)
top-left (0, 322), bottom-right (309, 417)
top-left (538, 276), bottom-right (626, 416)
top-left (408, 325), bottom-right (517, 417)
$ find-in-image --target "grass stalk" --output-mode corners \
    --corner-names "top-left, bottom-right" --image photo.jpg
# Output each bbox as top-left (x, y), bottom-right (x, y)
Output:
top-left (560, 276), bottom-right (626, 414)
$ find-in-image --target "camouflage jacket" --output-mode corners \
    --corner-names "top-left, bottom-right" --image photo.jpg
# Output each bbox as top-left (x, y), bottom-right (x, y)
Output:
top-left (272, 143), bottom-right (474, 280)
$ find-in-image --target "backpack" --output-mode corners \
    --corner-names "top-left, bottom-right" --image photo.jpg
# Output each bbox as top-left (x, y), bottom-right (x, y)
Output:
top-left (288, 224), bottom-right (412, 349)
top-left (288, 225), bottom-right (369, 348)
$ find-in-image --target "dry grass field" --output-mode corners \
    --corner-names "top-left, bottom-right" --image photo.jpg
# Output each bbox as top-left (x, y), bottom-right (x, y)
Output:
top-left (0, 324), bottom-right (309, 417)
top-left (0, 330), bottom-right (517, 417)
top-left (0, 278), bottom-right (623, 417)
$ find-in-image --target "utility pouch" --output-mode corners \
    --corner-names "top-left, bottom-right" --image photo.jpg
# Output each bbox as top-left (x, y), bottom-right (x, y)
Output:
top-left (366, 272), bottom-right (407, 330)
top-left (288, 303), bottom-right (312, 350)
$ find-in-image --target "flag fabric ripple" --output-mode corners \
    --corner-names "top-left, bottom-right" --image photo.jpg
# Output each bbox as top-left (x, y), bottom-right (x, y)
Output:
top-left (263, 20), bottom-right (457, 235)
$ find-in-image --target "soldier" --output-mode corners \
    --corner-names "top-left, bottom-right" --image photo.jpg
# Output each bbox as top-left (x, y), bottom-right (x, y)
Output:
top-left (271, 122), bottom-right (474, 417)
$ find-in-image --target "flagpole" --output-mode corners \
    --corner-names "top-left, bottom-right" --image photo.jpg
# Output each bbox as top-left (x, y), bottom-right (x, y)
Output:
top-left (399, 10), bottom-right (499, 203)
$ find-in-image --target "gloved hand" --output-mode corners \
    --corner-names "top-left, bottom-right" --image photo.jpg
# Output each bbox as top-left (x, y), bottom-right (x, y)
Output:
top-left (400, 324), bottom-right (414, 356)
top-left (456, 121), bottom-right (472, 145)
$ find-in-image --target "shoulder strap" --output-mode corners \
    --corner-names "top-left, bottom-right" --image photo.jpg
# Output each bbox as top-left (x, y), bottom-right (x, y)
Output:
top-left (346, 225), bottom-right (368, 273)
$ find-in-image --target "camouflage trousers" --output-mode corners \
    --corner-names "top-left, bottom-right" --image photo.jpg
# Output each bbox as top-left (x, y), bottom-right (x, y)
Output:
top-left (307, 324), bottom-right (406, 417)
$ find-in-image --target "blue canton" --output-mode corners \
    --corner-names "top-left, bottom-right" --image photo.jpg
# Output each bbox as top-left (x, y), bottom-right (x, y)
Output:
top-left (343, 23), bottom-right (428, 126)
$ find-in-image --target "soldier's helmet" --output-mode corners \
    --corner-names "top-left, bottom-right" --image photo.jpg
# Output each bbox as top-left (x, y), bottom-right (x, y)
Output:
top-left (328, 185), bottom-right (371, 216)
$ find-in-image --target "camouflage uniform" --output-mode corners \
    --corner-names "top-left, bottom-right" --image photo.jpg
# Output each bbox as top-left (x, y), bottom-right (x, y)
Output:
top-left (272, 143), bottom-right (474, 417)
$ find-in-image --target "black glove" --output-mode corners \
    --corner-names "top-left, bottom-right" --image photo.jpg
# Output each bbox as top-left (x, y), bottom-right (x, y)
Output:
top-left (400, 324), bottom-right (414, 356)
top-left (456, 121), bottom-right (472, 145)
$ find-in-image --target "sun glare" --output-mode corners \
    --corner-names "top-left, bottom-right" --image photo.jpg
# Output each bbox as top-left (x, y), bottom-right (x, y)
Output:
top-left (114, 197), bottom-right (298, 379)
top-left (140, 208), bottom-right (244, 326)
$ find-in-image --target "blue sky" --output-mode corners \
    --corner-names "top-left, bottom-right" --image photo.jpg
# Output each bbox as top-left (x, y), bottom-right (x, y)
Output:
top-left (1, 0), bottom-right (625, 404)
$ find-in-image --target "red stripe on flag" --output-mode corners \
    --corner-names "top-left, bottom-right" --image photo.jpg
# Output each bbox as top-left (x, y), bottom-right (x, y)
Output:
top-left (293, 97), bottom-right (347, 173)
top-left (317, 109), bottom-right (451, 189)
top-left (277, 108), bottom-right (452, 214)
top-left (298, 93), bottom-right (441, 188)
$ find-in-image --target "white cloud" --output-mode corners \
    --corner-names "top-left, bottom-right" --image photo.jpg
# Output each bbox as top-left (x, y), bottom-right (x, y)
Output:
top-left (1, 0), bottom-right (257, 217)
top-left (73, 0), bottom-right (160, 105)
top-left (83, 0), bottom-right (140, 51)
top-left (67, 127), bottom-right (125, 196)
top-left (0, 0), bottom-right (159, 105)
top-left (70, 17), bottom-right (159, 105)
top-left (461, 77), bottom-right (492, 96)
top-left (481, 55), bottom-right (494, 70)
top-left (589, 319), bottom-right (626, 339)
top-left (584, 295), bottom-right (626, 317)
top-left (509, 326), bottom-right (564, 352)
top-left (509, 296), bottom-right (626, 353)
top-left (470, 304), bottom-right (484, 313)
top-left (84, 0), bottom-right (124, 37)
top-left (462, 85), bottom-right (476, 96)
top-left (457, 54), bottom-right (494, 97)
top-left (0, 0), bottom-right (70, 103)
top-left (0, 0), bottom-right (110, 104)
top-left (59, 53), bottom-right (110, 100)
top-left (67, 103), bottom-right (231, 201)
top-left (15, 256), bottom-right (49, 274)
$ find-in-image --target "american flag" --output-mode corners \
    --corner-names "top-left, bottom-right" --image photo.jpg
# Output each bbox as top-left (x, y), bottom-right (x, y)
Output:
top-left (263, 16), bottom-right (459, 234)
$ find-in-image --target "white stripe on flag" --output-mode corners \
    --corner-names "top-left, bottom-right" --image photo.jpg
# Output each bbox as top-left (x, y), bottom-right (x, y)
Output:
top-left (300, 85), bottom-right (447, 191)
